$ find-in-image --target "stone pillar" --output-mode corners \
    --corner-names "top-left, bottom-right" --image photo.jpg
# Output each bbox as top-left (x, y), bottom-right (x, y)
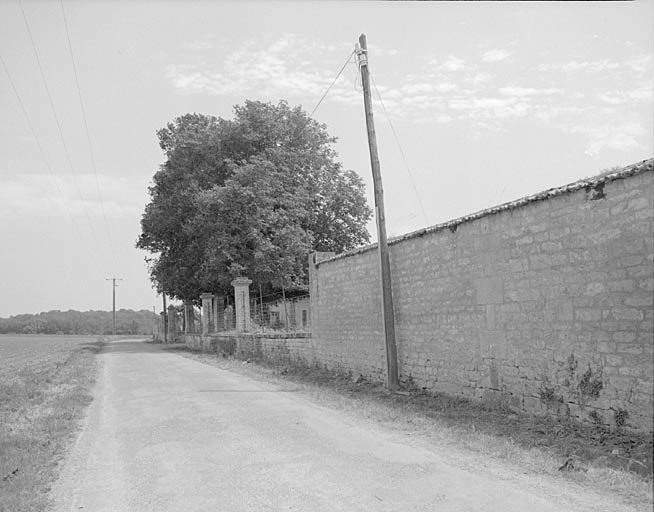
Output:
top-left (184, 300), bottom-right (195, 334)
top-left (231, 277), bottom-right (252, 333)
top-left (200, 293), bottom-right (214, 336)
top-left (213, 294), bottom-right (224, 332)
top-left (167, 305), bottom-right (177, 342)
top-left (224, 303), bottom-right (234, 331)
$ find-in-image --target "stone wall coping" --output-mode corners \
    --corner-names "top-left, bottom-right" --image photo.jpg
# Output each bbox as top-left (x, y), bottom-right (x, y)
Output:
top-left (201, 332), bottom-right (312, 340)
top-left (231, 277), bottom-right (253, 286)
top-left (315, 157), bottom-right (653, 267)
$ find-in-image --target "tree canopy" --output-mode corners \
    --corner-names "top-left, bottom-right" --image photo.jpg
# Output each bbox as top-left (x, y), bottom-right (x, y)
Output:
top-left (0, 309), bottom-right (157, 335)
top-left (137, 100), bottom-right (372, 301)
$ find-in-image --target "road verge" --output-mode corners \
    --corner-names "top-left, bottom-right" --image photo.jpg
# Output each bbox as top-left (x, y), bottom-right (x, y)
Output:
top-left (0, 336), bottom-right (104, 512)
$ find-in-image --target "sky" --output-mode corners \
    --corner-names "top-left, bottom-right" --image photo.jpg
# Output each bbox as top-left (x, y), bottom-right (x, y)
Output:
top-left (0, 0), bottom-right (652, 318)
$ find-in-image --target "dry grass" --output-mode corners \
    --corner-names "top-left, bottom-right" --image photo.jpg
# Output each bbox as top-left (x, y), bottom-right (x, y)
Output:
top-left (0, 335), bottom-right (103, 512)
top-left (179, 349), bottom-right (653, 509)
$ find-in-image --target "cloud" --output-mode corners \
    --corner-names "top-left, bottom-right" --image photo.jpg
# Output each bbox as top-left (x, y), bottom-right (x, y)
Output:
top-left (532, 105), bottom-right (588, 123)
top-left (401, 82), bottom-right (456, 95)
top-left (499, 86), bottom-right (564, 97)
top-left (166, 34), bottom-right (651, 157)
top-left (598, 87), bottom-right (653, 105)
top-left (468, 73), bottom-right (491, 86)
top-left (440, 55), bottom-right (465, 72)
top-left (427, 55), bottom-right (465, 73)
top-left (267, 33), bottom-right (297, 53)
top-left (0, 174), bottom-right (145, 220)
top-left (402, 83), bottom-right (434, 95)
top-left (568, 121), bottom-right (646, 156)
top-left (626, 54), bottom-right (652, 74)
top-left (378, 61), bottom-right (649, 154)
top-left (369, 46), bottom-right (400, 57)
top-left (538, 55), bottom-right (651, 76)
top-left (448, 96), bottom-right (530, 120)
top-left (537, 59), bottom-right (620, 73)
top-left (482, 48), bottom-right (511, 63)
top-left (387, 80), bottom-right (566, 128)
top-left (167, 34), bottom-right (361, 107)
top-left (182, 40), bottom-right (212, 51)
top-left (435, 82), bottom-right (457, 93)
top-left (169, 33), bottom-right (422, 122)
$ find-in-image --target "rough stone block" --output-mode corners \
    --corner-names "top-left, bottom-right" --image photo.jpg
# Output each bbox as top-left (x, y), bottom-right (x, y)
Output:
top-left (575, 309), bottom-right (601, 322)
top-left (474, 276), bottom-right (504, 305)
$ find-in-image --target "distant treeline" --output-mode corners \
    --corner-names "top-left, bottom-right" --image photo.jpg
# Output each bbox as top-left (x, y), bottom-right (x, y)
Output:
top-left (0, 309), bottom-right (158, 335)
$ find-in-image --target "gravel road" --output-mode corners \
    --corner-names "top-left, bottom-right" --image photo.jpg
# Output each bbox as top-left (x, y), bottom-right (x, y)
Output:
top-left (50, 339), bottom-right (641, 511)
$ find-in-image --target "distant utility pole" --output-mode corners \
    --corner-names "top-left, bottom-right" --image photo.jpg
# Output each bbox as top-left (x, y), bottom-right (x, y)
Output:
top-left (355, 34), bottom-right (399, 391)
top-left (162, 294), bottom-right (167, 343)
top-left (105, 277), bottom-right (123, 335)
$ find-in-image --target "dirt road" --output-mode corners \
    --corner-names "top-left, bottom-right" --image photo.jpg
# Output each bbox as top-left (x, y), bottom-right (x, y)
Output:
top-left (51, 339), bottom-right (640, 511)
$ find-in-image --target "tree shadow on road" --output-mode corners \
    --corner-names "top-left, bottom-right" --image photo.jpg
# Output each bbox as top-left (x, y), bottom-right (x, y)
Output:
top-left (77, 341), bottom-right (104, 354)
top-left (80, 339), bottom-right (185, 355)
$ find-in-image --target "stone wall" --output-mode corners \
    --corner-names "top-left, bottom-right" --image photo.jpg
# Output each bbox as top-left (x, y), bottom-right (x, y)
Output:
top-left (310, 160), bottom-right (653, 432)
top-left (185, 332), bottom-right (313, 366)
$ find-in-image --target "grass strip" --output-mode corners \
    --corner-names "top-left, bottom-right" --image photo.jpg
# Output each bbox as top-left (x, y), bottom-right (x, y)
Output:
top-left (0, 339), bottom-right (103, 512)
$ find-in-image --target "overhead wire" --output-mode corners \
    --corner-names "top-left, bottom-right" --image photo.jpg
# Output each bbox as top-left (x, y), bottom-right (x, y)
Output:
top-left (0, 51), bottom-right (103, 275)
top-left (307, 50), bottom-right (356, 121)
top-left (17, 0), bottom-right (105, 258)
top-left (59, 0), bottom-right (114, 250)
top-left (297, 48), bottom-right (431, 231)
top-left (289, 50), bottom-right (356, 143)
top-left (369, 73), bottom-right (430, 226)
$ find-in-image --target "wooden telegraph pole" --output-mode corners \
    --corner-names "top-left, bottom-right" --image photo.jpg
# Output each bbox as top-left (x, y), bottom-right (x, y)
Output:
top-left (105, 277), bottom-right (123, 335)
top-left (162, 294), bottom-right (168, 343)
top-left (355, 34), bottom-right (399, 391)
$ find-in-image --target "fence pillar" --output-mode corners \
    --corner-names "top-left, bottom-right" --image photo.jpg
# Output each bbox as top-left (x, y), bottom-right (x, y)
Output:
top-left (213, 294), bottom-right (224, 332)
top-left (184, 300), bottom-right (195, 334)
top-left (224, 303), bottom-right (234, 331)
top-left (167, 305), bottom-right (177, 342)
top-left (231, 277), bottom-right (252, 333)
top-left (200, 293), bottom-right (214, 336)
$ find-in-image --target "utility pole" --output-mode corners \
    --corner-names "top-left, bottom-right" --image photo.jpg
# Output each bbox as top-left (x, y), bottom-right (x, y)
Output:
top-left (355, 34), bottom-right (399, 391)
top-left (162, 294), bottom-right (168, 343)
top-left (105, 277), bottom-right (123, 336)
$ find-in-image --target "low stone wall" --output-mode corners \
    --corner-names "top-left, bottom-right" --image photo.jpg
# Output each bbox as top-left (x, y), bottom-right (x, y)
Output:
top-left (184, 332), bottom-right (313, 365)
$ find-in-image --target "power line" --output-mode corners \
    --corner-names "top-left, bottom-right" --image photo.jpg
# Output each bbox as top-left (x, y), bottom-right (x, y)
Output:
top-left (59, 0), bottom-right (114, 249)
top-left (18, 0), bottom-right (104, 255)
top-left (370, 73), bottom-right (430, 226)
top-left (292, 50), bottom-right (356, 141)
top-left (308, 50), bottom-right (355, 120)
top-left (0, 51), bottom-right (103, 275)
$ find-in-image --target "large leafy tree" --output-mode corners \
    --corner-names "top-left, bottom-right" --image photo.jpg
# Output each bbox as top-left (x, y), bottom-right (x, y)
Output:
top-left (137, 101), bottom-right (371, 301)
